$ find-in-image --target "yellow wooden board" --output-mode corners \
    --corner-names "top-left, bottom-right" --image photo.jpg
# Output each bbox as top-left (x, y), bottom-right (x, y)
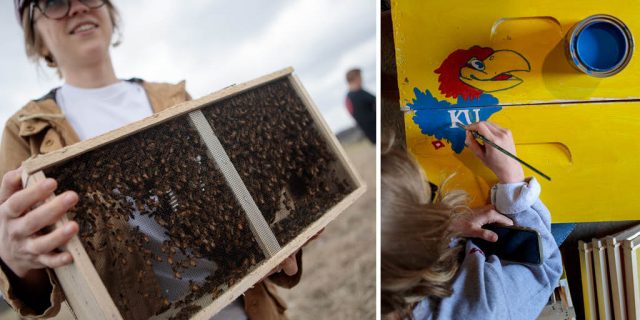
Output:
top-left (392, 0), bottom-right (640, 222)
top-left (392, 0), bottom-right (640, 106)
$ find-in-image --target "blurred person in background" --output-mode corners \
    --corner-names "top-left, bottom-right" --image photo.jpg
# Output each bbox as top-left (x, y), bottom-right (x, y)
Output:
top-left (345, 68), bottom-right (376, 144)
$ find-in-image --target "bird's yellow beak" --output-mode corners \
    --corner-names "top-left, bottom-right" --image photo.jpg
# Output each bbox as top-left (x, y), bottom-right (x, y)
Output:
top-left (459, 50), bottom-right (531, 93)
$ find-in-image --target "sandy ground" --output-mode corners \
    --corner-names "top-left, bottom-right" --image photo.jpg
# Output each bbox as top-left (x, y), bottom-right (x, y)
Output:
top-left (0, 299), bottom-right (17, 320)
top-left (0, 139), bottom-right (377, 320)
top-left (278, 139), bottom-right (376, 319)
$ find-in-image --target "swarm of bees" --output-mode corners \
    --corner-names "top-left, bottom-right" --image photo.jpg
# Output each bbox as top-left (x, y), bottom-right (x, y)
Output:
top-left (45, 79), bottom-right (354, 319)
top-left (204, 79), bottom-right (353, 245)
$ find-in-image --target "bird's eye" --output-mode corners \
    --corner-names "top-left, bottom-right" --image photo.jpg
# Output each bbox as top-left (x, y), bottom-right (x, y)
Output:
top-left (468, 58), bottom-right (485, 71)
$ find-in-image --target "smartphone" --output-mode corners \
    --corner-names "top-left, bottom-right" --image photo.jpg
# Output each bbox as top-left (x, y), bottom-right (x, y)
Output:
top-left (470, 224), bottom-right (544, 265)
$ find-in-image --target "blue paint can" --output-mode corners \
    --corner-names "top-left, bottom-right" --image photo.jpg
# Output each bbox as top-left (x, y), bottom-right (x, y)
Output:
top-left (565, 14), bottom-right (633, 77)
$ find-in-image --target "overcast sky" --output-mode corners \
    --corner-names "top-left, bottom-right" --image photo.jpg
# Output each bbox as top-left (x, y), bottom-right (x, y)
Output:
top-left (0, 0), bottom-right (376, 134)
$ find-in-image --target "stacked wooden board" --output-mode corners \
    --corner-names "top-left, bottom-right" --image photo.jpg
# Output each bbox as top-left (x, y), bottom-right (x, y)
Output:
top-left (579, 224), bottom-right (640, 320)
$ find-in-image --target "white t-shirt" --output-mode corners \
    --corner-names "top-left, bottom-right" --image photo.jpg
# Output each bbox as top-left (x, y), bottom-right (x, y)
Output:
top-left (56, 81), bottom-right (153, 141)
top-left (56, 81), bottom-right (247, 319)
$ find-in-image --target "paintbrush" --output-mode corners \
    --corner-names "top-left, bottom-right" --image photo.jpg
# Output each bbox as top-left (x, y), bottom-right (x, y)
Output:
top-left (457, 123), bottom-right (551, 181)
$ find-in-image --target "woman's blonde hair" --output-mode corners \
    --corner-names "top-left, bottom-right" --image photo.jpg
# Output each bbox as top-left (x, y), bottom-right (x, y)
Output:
top-left (19, 1), bottom-right (121, 68)
top-left (381, 133), bottom-right (470, 319)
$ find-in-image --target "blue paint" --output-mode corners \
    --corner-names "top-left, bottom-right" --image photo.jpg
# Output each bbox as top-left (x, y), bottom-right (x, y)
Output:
top-left (407, 88), bottom-right (501, 153)
top-left (576, 22), bottom-right (628, 71)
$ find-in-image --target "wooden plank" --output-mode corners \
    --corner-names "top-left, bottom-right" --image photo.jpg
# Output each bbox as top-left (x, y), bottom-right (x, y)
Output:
top-left (579, 240), bottom-right (598, 320)
top-left (22, 67), bottom-right (294, 175)
top-left (607, 237), bottom-right (628, 320)
top-left (623, 237), bottom-right (640, 320)
top-left (22, 171), bottom-right (122, 320)
top-left (592, 238), bottom-right (613, 320)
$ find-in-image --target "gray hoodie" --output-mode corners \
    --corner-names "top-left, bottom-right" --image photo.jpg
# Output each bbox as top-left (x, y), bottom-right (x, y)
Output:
top-left (413, 177), bottom-right (563, 320)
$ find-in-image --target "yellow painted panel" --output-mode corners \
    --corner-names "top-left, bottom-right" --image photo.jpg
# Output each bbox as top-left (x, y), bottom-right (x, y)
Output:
top-left (392, 0), bottom-right (640, 106)
top-left (393, 0), bottom-right (640, 222)
top-left (406, 101), bottom-right (640, 222)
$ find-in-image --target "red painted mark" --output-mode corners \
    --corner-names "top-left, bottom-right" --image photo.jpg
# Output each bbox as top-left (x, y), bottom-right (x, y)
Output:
top-left (492, 73), bottom-right (512, 81)
top-left (432, 140), bottom-right (445, 150)
top-left (469, 248), bottom-right (485, 256)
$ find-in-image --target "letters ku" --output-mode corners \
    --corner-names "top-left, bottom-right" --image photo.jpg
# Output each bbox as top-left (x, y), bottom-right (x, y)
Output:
top-left (448, 108), bottom-right (481, 128)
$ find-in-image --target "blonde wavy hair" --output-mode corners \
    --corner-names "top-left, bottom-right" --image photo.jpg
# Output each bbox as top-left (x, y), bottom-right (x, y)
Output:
top-left (381, 133), bottom-right (470, 319)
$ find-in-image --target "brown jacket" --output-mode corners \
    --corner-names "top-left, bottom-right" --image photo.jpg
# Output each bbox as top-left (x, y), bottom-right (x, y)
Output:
top-left (0, 80), bottom-right (300, 319)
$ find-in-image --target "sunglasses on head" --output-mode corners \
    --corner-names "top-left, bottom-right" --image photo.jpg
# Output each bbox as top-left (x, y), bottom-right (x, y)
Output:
top-left (29, 0), bottom-right (106, 21)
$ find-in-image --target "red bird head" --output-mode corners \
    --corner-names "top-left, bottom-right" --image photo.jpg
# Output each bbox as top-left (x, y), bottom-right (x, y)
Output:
top-left (434, 46), bottom-right (531, 101)
top-left (435, 46), bottom-right (493, 100)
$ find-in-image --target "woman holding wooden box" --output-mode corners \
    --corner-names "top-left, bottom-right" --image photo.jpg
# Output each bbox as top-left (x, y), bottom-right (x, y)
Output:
top-left (0, 1), bottom-right (301, 319)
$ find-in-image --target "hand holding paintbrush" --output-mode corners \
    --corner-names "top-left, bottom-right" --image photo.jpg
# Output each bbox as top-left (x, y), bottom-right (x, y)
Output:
top-left (459, 121), bottom-right (550, 183)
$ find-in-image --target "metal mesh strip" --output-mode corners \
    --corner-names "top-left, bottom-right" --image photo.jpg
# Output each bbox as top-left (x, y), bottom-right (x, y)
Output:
top-left (188, 110), bottom-right (281, 257)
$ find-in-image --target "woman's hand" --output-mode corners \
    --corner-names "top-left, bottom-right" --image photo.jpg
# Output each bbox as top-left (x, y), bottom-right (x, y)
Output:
top-left (0, 167), bottom-right (79, 278)
top-left (267, 228), bottom-right (324, 277)
top-left (449, 205), bottom-right (513, 242)
top-left (272, 252), bottom-right (299, 276)
top-left (464, 121), bottom-right (525, 184)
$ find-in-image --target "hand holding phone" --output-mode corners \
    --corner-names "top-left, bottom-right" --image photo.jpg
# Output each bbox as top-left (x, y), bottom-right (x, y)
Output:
top-left (449, 205), bottom-right (514, 243)
top-left (471, 224), bottom-right (544, 265)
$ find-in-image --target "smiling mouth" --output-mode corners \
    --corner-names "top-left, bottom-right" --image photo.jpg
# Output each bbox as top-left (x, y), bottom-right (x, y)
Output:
top-left (70, 24), bottom-right (98, 35)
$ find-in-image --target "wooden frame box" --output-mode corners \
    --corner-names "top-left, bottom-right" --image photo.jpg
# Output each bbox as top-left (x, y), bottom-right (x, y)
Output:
top-left (605, 224), bottom-right (640, 320)
top-left (20, 68), bottom-right (366, 319)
